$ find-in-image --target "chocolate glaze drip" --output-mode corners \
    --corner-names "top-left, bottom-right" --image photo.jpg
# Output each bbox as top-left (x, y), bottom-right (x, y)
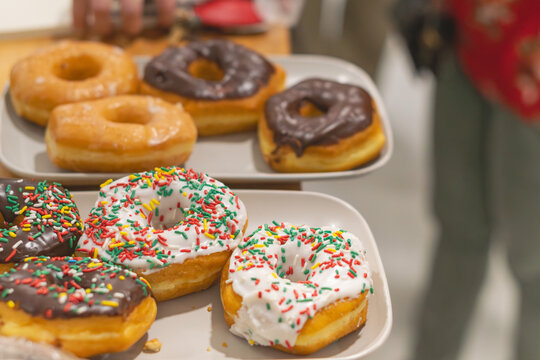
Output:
top-left (0, 257), bottom-right (150, 318)
top-left (264, 79), bottom-right (374, 156)
top-left (143, 39), bottom-right (275, 100)
top-left (0, 179), bottom-right (82, 262)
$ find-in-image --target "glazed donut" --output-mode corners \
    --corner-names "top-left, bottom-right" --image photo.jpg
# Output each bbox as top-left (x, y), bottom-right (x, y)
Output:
top-left (9, 40), bottom-right (138, 126)
top-left (0, 179), bottom-right (83, 273)
top-left (140, 39), bottom-right (286, 136)
top-left (220, 222), bottom-right (372, 355)
top-left (77, 167), bottom-right (248, 301)
top-left (259, 78), bottom-right (386, 172)
top-left (0, 256), bottom-right (156, 358)
top-left (45, 95), bottom-right (197, 173)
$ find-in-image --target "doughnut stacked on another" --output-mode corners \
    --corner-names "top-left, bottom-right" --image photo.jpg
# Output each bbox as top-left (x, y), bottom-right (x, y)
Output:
top-left (10, 41), bottom-right (138, 126)
top-left (141, 39), bottom-right (286, 136)
top-left (259, 78), bottom-right (386, 172)
top-left (221, 222), bottom-right (372, 355)
top-left (0, 256), bottom-right (156, 358)
top-left (0, 179), bottom-right (83, 272)
top-left (77, 167), bottom-right (248, 301)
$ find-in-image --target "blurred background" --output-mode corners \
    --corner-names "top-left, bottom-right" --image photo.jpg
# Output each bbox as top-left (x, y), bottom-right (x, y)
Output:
top-left (0, 1), bottom-right (523, 359)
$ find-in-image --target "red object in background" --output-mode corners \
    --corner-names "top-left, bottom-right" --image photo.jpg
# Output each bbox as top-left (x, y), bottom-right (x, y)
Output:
top-left (194, 0), bottom-right (263, 27)
top-left (448, 0), bottom-right (540, 121)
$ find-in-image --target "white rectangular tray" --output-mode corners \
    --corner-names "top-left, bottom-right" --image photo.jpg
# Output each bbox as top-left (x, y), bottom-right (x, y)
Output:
top-left (0, 55), bottom-right (393, 185)
top-left (72, 189), bottom-right (392, 360)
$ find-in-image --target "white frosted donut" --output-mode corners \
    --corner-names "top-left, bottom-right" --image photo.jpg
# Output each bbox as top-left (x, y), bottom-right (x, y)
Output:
top-left (77, 167), bottom-right (248, 301)
top-left (220, 222), bottom-right (372, 355)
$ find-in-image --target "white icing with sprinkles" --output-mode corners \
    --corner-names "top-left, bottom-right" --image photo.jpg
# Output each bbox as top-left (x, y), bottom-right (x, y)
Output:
top-left (226, 222), bottom-right (372, 349)
top-left (78, 167), bottom-right (248, 275)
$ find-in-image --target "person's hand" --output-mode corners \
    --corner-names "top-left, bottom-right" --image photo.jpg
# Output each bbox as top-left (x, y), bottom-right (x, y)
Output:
top-left (73, 0), bottom-right (176, 36)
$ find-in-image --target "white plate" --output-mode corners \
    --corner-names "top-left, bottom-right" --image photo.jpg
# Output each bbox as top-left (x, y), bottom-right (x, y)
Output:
top-left (0, 55), bottom-right (393, 185)
top-left (72, 189), bottom-right (392, 360)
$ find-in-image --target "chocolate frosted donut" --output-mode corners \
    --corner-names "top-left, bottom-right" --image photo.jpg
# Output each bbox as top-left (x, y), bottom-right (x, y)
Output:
top-left (0, 256), bottom-right (150, 318)
top-left (265, 78), bottom-right (374, 156)
top-left (140, 39), bottom-right (286, 136)
top-left (259, 78), bottom-right (386, 172)
top-left (0, 256), bottom-right (157, 357)
top-left (0, 179), bottom-right (83, 267)
top-left (143, 39), bottom-right (275, 100)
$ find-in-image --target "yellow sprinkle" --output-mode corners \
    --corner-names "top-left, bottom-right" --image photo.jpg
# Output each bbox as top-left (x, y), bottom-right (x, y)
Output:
top-left (183, 191), bottom-right (187, 197)
top-left (42, 214), bottom-right (51, 219)
top-left (24, 186), bottom-right (35, 190)
top-left (150, 202), bottom-right (156, 211)
top-left (107, 284), bottom-right (113, 291)
top-left (236, 266), bottom-right (244, 272)
top-left (119, 231), bottom-right (128, 236)
top-left (326, 248), bottom-right (336, 253)
top-left (93, 219), bottom-right (99, 224)
top-left (140, 212), bottom-right (147, 219)
top-left (139, 277), bottom-right (151, 289)
top-left (230, 234), bottom-right (235, 239)
top-left (100, 201), bottom-right (108, 205)
top-left (22, 228), bottom-right (30, 232)
top-left (128, 241), bottom-right (136, 245)
top-left (86, 289), bottom-right (91, 293)
top-left (129, 175), bottom-right (137, 180)
top-left (109, 242), bottom-right (125, 249)
top-left (123, 224), bottom-right (129, 228)
top-left (18, 206), bottom-right (27, 214)
top-left (145, 178), bottom-right (152, 187)
top-left (92, 249), bottom-right (99, 258)
top-left (88, 262), bottom-right (102, 268)
top-left (311, 263), bottom-right (320, 270)
top-left (100, 179), bottom-right (113, 188)
top-left (143, 203), bottom-right (152, 212)
top-left (203, 219), bottom-right (208, 232)
top-left (271, 272), bottom-right (278, 279)
top-left (101, 300), bottom-right (118, 307)
top-left (59, 292), bottom-right (66, 297)
top-left (266, 231), bottom-right (272, 236)
top-left (151, 199), bottom-right (160, 206)
top-left (63, 222), bottom-right (72, 227)
top-left (205, 232), bottom-right (216, 240)
top-left (248, 339), bottom-right (255, 346)
top-left (119, 276), bottom-right (125, 280)
top-left (8, 232), bottom-right (16, 238)
top-left (7, 301), bottom-right (15, 308)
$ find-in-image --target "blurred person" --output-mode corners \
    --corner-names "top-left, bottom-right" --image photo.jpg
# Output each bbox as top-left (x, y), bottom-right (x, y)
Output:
top-left (72, 0), bottom-right (304, 36)
top-left (395, 1), bottom-right (540, 359)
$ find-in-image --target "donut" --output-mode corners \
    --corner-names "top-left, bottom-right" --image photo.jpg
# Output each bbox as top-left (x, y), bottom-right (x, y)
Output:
top-left (140, 39), bottom-right (286, 136)
top-left (9, 40), bottom-right (138, 126)
top-left (45, 95), bottom-right (197, 173)
top-left (220, 222), bottom-right (372, 355)
top-left (259, 78), bottom-right (386, 172)
top-left (0, 256), bottom-right (156, 358)
top-left (77, 167), bottom-right (248, 301)
top-left (0, 179), bottom-right (83, 273)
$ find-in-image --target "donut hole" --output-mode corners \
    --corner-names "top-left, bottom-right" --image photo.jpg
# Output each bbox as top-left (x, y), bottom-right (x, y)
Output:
top-left (0, 214), bottom-right (23, 228)
top-left (105, 104), bottom-right (152, 125)
top-left (188, 58), bottom-right (224, 81)
top-left (277, 255), bottom-right (311, 283)
top-left (297, 99), bottom-right (328, 118)
top-left (53, 54), bottom-right (102, 81)
top-left (150, 208), bottom-right (185, 230)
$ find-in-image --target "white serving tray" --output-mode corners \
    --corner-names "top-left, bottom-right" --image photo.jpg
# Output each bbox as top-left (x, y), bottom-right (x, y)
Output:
top-left (72, 189), bottom-right (392, 360)
top-left (0, 55), bottom-right (393, 185)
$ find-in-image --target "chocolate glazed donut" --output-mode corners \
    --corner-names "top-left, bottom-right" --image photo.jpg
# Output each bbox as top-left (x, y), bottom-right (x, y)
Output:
top-left (265, 78), bottom-right (374, 156)
top-left (0, 179), bottom-right (83, 265)
top-left (259, 78), bottom-right (386, 172)
top-left (0, 257), bottom-right (149, 318)
top-left (143, 39), bottom-right (275, 100)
